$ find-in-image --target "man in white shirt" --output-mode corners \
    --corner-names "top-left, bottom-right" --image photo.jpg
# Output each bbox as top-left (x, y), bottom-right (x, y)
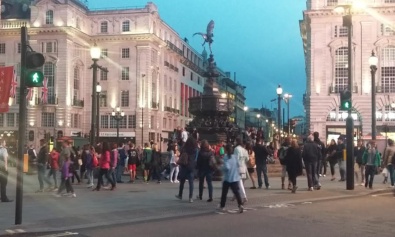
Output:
top-left (0, 139), bottom-right (12, 202)
top-left (181, 128), bottom-right (188, 146)
top-left (233, 138), bottom-right (249, 203)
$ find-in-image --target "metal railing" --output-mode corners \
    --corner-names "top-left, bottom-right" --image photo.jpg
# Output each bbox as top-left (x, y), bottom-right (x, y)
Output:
top-left (72, 99), bottom-right (84, 107)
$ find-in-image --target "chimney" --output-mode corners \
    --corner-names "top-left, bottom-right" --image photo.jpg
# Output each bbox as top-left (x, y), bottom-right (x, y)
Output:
top-left (234, 72), bottom-right (236, 82)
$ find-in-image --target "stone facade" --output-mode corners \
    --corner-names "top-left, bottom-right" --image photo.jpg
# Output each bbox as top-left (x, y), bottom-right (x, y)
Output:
top-left (0, 0), bottom-right (207, 148)
top-left (300, 0), bottom-right (395, 143)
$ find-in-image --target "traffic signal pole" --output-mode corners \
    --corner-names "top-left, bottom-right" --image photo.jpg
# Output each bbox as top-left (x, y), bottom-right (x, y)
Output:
top-left (15, 26), bottom-right (27, 225)
top-left (344, 14), bottom-right (354, 190)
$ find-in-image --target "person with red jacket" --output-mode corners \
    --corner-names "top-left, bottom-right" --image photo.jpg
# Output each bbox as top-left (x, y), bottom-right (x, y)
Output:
top-left (93, 142), bottom-right (115, 191)
top-left (48, 148), bottom-right (59, 190)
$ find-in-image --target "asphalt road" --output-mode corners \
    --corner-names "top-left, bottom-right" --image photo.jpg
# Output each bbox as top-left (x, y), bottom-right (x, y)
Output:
top-left (58, 192), bottom-right (394, 237)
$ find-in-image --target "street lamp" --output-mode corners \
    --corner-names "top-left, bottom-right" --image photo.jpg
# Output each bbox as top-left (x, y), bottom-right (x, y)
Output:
top-left (276, 85), bottom-right (283, 132)
top-left (96, 83), bottom-right (102, 144)
top-left (89, 44), bottom-right (101, 146)
top-left (369, 51), bottom-right (378, 140)
top-left (335, 4), bottom-right (354, 190)
top-left (243, 106), bottom-right (248, 129)
top-left (256, 114), bottom-right (261, 128)
top-left (284, 93), bottom-right (292, 135)
top-left (112, 107), bottom-right (125, 144)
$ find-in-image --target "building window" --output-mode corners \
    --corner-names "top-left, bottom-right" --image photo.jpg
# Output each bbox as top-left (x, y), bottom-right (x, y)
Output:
top-left (110, 117), bottom-right (117, 128)
top-left (100, 21), bottom-right (108, 33)
top-left (121, 48), bottom-right (130, 58)
top-left (190, 72), bottom-right (193, 81)
top-left (45, 10), bottom-right (54, 25)
top-left (43, 62), bottom-right (55, 104)
top-left (381, 24), bottom-right (395, 36)
top-left (385, 0), bottom-right (395, 3)
top-left (71, 114), bottom-right (81, 128)
top-left (101, 49), bottom-right (108, 58)
top-left (198, 77), bottom-right (201, 85)
top-left (121, 67), bottom-right (129, 80)
top-left (99, 91), bottom-right (107, 107)
top-left (334, 47), bottom-right (348, 93)
top-left (17, 43), bottom-right (21, 53)
top-left (100, 70), bottom-right (107, 81)
top-left (128, 115), bottom-right (136, 128)
top-left (327, 0), bottom-right (338, 6)
top-left (100, 115), bottom-right (109, 129)
top-left (119, 117), bottom-right (127, 128)
top-left (381, 46), bottom-right (395, 93)
top-left (121, 90), bottom-right (129, 107)
top-left (150, 115), bottom-right (155, 129)
top-left (334, 25), bottom-right (348, 37)
top-left (41, 112), bottom-right (55, 127)
top-left (6, 113), bottom-right (14, 127)
top-left (182, 67), bottom-right (185, 76)
top-left (46, 42), bottom-right (53, 53)
top-left (163, 118), bottom-right (167, 129)
top-left (73, 66), bottom-right (80, 101)
top-left (0, 43), bottom-right (5, 54)
top-left (122, 21), bottom-right (130, 32)
top-left (76, 18), bottom-right (80, 29)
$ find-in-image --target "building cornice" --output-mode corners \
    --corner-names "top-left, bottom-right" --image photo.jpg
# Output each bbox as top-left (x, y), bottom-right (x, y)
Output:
top-left (304, 7), bottom-right (395, 18)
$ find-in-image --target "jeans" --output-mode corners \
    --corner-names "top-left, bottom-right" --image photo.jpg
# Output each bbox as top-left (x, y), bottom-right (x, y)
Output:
top-left (329, 160), bottom-right (337, 176)
top-left (47, 168), bottom-right (58, 188)
top-left (220, 181), bottom-right (242, 208)
top-left (0, 168), bottom-right (9, 200)
top-left (57, 178), bottom-right (74, 194)
top-left (169, 164), bottom-right (179, 182)
top-left (151, 165), bottom-right (162, 181)
top-left (338, 159), bottom-right (346, 180)
top-left (86, 169), bottom-right (94, 185)
top-left (289, 174), bottom-right (297, 187)
top-left (178, 169), bottom-right (194, 199)
top-left (37, 165), bottom-right (51, 190)
top-left (305, 161), bottom-right (318, 188)
top-left (387, 164), bottom-right (394, 186)
top-left (198, 170), bottom-right (213, 199)
top-left (97, 168), bottom-right (115, 190)
top-left (256, 163), bottom-right (269, 188)
top-left (365, 165), bottom-right (376, 188)
top-left (320, 160), bottom-right (327, 175)
top-left (116, 164), bottom-right (124, 182)
top-left (71, 169), bottom-right (80, 184)
top-left (316, 159), bottom-right (322, 180)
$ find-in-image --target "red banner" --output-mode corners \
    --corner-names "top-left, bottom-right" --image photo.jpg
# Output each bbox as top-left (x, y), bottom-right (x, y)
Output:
top-left (0, 66), bottom-right (14, 113)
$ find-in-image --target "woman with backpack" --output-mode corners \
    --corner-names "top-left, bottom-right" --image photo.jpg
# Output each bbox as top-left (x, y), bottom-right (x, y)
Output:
top-left (175, 137), bottom-right (198, 203)
top-left (93, 142), bottom-right (116, 191)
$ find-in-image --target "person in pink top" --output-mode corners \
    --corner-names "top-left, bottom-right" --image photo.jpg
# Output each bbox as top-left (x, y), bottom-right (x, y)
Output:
top-left (93, 142), bottom-right (115, 191)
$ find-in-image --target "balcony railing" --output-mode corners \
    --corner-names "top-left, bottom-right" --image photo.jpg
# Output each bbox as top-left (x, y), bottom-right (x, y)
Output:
top-left (164, 61), bottom-right (170, 67)
top-left (72, 99), bottom-right (84, 107)
top-left (164, 106), bottom-right (179, 114)
top-left (1, 20), bottom-right (29, 29)
top-left (328, 85), bottom-right (358, 94)
top-left (166, 40), bottom-right (183, 56)
top-left (34, 96), bottom-right (58, 105)
top-left (152, 101), bottom-right (159, 109)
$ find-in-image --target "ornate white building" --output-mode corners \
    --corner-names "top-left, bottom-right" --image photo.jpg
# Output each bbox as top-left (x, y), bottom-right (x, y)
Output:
top-left (0, 0), bottom-right (208, 148)
top-left (300, 0), bottom-right (395, 142)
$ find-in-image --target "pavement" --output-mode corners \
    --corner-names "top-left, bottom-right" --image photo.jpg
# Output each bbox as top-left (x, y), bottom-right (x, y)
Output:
top-left (0, 167), bottom-right (393, 236)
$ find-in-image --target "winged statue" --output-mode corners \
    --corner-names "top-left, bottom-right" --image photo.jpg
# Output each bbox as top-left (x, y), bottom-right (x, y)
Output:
top-left (193, 20), bottom-right (215, 54)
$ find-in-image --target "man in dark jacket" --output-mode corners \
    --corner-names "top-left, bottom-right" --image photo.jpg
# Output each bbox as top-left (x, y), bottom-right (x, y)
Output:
top-left (302, 135), bottom-right (322, 191)
top-left (313, 132), bottom-right (326, 180)
top-left (336, 137), bottom-right (346, 181)
top-left (253, 138), bottom-right (270, 189)
top-left (36, 139), bottom-right (52, 192)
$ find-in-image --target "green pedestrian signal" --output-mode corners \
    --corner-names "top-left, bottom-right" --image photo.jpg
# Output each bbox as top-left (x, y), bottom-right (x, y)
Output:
top-left (26, 70), bottom-right (44, 87)
top-left (25, 51), bottom-right (45, 87)
top-left (340, 90), bottom-right (352, 110)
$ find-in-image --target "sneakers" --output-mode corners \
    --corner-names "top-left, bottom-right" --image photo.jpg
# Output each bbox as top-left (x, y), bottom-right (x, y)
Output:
top-left (309, 187), bottom-right (314, 191)
top-left (319, 174), bottom-right (322, 177)
top-left (70, 193), bottom-right (77, 198)
top-left (189, 198), bottom-right (193, 203)
top-left (238, 205), bottom-right (244, 213)
top-left (266, 186), bottom-right (270, 190)
top-left (52, 188), bottom-right (58, 192)
top-left (291, 186), bottom-right (298, 193)
top-left (250, 186), bottom-right (257, 189)
top-left (174, 180), bottom-right (180, 183)
top-left (175, 195), bottom-right (182, 200)
top-left (35, 189), bottom-right (44, 193)
top-left (170, 180), bottom-right (174, 183)
top-left (207, 198), bottom-right (213, 202)
top-left (196, 195), bottom-right (202, 200)
top-left (216, 207), bottom-right (226, 212)
top-left (53, 194), bottom-right (61, 198)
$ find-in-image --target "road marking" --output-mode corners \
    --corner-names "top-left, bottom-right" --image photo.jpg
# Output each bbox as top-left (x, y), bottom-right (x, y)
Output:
top-left (263, 203), bottom-right (295, 208)
top-left (39, 232), bottom-right (79, 237)
top-left (301, 202), bottom-right (313, 204)
top-left (5, 229), bottom-right (25, 234)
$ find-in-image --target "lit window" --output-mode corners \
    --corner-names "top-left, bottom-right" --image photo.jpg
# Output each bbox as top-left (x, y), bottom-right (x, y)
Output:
top-left (128, 115), bottom-right (136, 128)
top-left (45, 10), bottom-right (53, 25)
top-left (334, 47), bottom-right (348, 93)
top-left (41, 112), bottom-right (55, 127)
top-left (100, 70), bottom-right (108, 81)
top-left (381, 46), bottom-right (395, 93)
top-left (100, 115), bottom-right (109, 129)
top-left (101, 49), bottom-right (108, 58)
top-left (121, 67), bottom-right (129, 80)
top-left (99, 91), bottom-right (107, 107)
top-left (100, 21), bottom-right (108, 33)
top-left (121, 90), bottom-right (129, 107)
top-left (122, 21), bottom-right (130, 32)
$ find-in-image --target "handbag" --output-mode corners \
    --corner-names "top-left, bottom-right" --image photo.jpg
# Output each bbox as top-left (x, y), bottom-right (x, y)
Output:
top-left (267, 155), bottom-right (275, 164)
top-left (177, 152), bottom-right (188, 166)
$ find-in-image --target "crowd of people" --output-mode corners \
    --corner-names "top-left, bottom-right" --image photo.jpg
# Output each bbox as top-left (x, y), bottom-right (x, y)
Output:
top-left (0, 128), bottom-right (393, 214)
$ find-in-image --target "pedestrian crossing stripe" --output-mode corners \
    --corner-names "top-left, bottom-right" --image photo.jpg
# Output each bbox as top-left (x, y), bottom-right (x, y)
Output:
top-left (5, 229), bottom-right (26, 234)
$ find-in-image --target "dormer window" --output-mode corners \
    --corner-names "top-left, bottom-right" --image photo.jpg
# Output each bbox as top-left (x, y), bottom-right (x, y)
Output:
top-left (45, 10), bottom-right (53, 25)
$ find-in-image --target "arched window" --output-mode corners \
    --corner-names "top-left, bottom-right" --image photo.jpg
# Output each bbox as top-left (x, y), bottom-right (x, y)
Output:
top-left (45, 10), bottom-right (53, 25)
top-left (73, 66), bottom-right (80, 103)
top-left (122, 20), bottom-right (130, 32)
top-left (334, 47), bottom-right (348, 93)
top-left (43, 62), bottom-right (55, 104)
top-left (381, 46), bottom-right (395, 93)
top-left (100, 21), bottom-right (108, 33)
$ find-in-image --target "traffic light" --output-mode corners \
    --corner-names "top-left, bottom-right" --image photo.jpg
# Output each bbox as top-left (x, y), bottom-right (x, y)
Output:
top-left (340, 90), bottom-right (352, 110)
top-left (25, 51), bottom-right (45, 87)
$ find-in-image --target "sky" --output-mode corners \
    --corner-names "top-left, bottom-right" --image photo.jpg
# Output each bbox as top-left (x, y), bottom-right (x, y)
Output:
top-left (89, 0), bottom-right (307, 117)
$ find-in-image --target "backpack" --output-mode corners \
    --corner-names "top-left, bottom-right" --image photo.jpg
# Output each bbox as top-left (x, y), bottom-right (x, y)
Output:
top-left (278, 147), bottom-right (288, 165)
top-left (92, 153), bottom-right (98, 167)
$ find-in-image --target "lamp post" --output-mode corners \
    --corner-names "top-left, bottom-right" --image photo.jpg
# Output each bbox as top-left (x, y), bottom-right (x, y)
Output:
top-left (284, 93), bottom-right (292, 135)
top-left (335, 4), bottom-right (354, 190)
top-left (243, 106), bottom-right (248, 129)
top-left (276, 85), bottom-right (283, 133)
top-left (369, 51), bottom-right (378, 140)
top-left (96, 83), bottom-right (102, 144)
top-left (112, 107), bottom-right (125, 144)
top-left (89, 44), bottom-right (101, 146)
top-left (141, 105), bottom-right (144, 146)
